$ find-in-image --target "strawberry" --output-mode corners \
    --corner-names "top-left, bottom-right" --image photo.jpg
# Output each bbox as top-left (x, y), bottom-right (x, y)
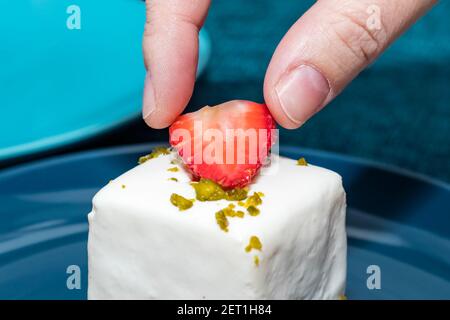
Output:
top-left (169, 100), bottom-right (276, 188)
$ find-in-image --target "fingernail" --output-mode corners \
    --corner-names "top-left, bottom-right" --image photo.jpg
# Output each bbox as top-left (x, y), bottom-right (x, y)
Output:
top-left (142, 73), bottom-right (156, 119)
top-left (275, 65), bottom-right (330, 125)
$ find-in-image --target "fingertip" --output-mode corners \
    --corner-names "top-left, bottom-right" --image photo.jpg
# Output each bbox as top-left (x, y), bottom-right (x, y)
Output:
top-left (142, 0), bottom-right (210, 129)
top-left (264, 80), bottom-right (301, 130)
top-left (143, 110), bottom-right (174, 129)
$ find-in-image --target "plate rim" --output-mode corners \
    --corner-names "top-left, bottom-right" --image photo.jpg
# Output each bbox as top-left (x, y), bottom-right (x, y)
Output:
top-left (0, 142), bottom-right (448, 192)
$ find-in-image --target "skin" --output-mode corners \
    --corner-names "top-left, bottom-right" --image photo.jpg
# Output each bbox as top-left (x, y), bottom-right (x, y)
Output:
top-left (142, 0), bottom-right (437, 129)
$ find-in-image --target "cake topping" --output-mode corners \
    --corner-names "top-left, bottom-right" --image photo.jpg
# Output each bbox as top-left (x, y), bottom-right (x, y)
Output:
top-left (246, 205), bottom-right (260, 216)
top-left (121, 184), bottom-right (126, 189)
top-left (170, 193), bottom-right (193, 211)
top-left (138, 146), bottom-right (170, 164)
top-left (242, 192), bottom-right (263, 207)
top-left (215, 211), bottom-right (229, 232)
top-left (225, 187), bottom-right (249, 201)
top-left (167, 167), bottom-right (179, 172)
top-left (191, 179), bottom-right (248, 202)
top-left (168, 177), bottom-right (178, 182)
top-left (221, 204), bottom-right (245, 218)
top-left (253, 255), bottom-right (260, 267)
top-left (169, 100), bottom-right (276, 188)
top-left (297, 157), bottom-right (308, 166)
top-left (214, 204), bottom-right (246, 232)
top-left (245, 236), bottom-right (262, 252)
top-left (238, 192), bottom-right (263, 216)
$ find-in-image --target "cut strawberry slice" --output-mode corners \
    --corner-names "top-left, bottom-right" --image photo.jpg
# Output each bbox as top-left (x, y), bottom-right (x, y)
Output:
top-left (169, 100), bottom-right (276, 188)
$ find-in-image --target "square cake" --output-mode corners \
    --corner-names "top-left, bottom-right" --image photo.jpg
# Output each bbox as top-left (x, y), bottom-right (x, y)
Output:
top-left (88, 151), bottom-right (347, 299)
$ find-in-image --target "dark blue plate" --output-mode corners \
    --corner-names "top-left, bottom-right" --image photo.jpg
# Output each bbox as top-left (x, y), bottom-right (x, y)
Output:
top-left (0, 144), bottom-right (449, 299)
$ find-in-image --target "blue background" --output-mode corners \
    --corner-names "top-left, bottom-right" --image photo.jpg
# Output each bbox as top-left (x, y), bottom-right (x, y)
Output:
top-left (1, 0), bottom-right (449, 183)
top-left (192, 0), bottom-right (450, 183)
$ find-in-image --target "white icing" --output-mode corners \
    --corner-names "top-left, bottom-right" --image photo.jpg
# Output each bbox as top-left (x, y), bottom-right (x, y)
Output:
top-left (88, 152), bottom-right (347, 299)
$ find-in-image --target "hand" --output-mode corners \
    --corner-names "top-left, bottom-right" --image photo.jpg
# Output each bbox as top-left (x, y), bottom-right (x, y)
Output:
top-left (142, 0), bottom-right (436, 129)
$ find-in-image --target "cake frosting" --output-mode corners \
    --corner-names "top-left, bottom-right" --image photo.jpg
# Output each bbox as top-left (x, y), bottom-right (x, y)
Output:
top-left (88, 151), bottom-right (347, 299)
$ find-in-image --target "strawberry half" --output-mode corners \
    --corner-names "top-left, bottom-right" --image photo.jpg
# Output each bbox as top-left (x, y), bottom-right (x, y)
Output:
top-left (169, 100), bottom-right (276, 188)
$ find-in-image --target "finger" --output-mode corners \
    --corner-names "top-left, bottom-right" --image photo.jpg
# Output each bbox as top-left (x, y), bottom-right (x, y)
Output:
top-left (143, 0), bottom-right (210, 129)
top-left (264, 0), bottom-right (437, 129)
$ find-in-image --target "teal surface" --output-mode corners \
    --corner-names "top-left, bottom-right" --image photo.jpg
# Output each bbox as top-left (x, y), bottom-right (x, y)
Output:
top-left (0, 0), bottom-right (210, 162)
top-left (0, 144), bottom-right (448, 299)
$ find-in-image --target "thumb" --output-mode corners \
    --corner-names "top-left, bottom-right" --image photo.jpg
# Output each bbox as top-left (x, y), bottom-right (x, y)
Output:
top-left (263, 0), bottom-right (436, 129)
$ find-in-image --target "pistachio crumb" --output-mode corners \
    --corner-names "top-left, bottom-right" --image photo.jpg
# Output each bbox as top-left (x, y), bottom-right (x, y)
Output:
top-left (167, 167), bottom-right (179, 172)
top-left (241, 192), bottom-right (263, 208)
top-left (191, 179), bottom-right (247, 202)
top-left (170, 193), bottom-right (193, 211)
top-left (170, 159), bottom-right (177, 165)
top-left (121, 184), bottom-right (126, 189)
top-left (247, 205), bottom-right (260, 216)
top-left (219, 204), bottom-right (245, 219)
top-left (245, 236), bottom-right (262, 252)
top-left (225, 187), bottom-right (249, 201)
top-left (215, 210), bottom-right (229, 232)
top-left (168, 177), bottom-right (178, 182)
top-left (236, 210), bottom-right (245, 218)
top-left (297, 157), bottom-right (308, 166)
top-left (254, 255), bottom-right (260, 267)
top-left (138, 146), bottom-right (170, 164)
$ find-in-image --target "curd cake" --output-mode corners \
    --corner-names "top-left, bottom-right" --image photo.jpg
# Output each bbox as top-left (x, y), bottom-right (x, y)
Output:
top-left (88, 100), bottom-right (347, 299)
top-left (87, 151), bottom-right (347, 299)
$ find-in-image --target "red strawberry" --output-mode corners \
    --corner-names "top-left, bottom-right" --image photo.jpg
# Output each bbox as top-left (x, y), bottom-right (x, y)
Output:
top-left (169, 100), bottom-right (276, 188)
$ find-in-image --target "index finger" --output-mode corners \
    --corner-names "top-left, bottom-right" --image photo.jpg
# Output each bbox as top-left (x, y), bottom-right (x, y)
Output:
top-left (143, 0), bottom-right (211, 129)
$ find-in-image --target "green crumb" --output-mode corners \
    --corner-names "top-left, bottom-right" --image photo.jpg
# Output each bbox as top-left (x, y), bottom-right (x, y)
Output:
top-left (240, 192), bottom-right (262, 208)
top-left (237, 192), bottom-right (263, 216)
top-left (297, 157), bottom-right (308, 166)
top-left (225, 187), bottom-right (249, 201)
top-left (168, 177), bottom-right (178, 182)
top-left (215, 210), bottom-right (229, 232)
top-left (138, 146), bottom-right (170, 164)
top-left (191, 179), bottom-right (226, 201)
top-left (247, 205), bottom-right (260, 216)
top-left (170, 159), bottom-right (178, 165)
top-left (170, 193), bottom-right (193, 211)
top-left (245, 236), bottom-right (262, 252)
top-left (219, 204), bottom-right (245, 219)
top-left (191, 179), bottom-right (248, 202)
top-left (167, 167), bottom-right (179, 172)
top-left (254, 255), bottom-right (260, 267)
top-left (121, 184), bottom-right (126, 189)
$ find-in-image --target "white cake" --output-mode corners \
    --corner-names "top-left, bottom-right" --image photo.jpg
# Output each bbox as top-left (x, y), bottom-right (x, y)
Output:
top-left (88, 151), bottom-right (347, 299)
